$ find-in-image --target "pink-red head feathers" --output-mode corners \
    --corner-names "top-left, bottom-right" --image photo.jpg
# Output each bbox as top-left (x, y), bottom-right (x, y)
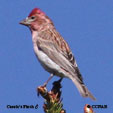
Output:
top-left (20, 8), bottom-right (54, 31)
top-left (28, 8), bottom-right (45, 17)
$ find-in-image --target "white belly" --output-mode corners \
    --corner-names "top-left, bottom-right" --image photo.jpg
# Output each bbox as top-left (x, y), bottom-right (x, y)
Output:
top-left (32, 32), bottom-right (67, 78)
top-left (33, 44), bottom-right (62, 75)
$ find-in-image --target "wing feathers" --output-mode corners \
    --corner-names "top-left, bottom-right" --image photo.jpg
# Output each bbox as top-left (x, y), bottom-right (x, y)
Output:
top-left (36, 29), bottom-right (96, 100)
top-left (37, 38), bottom-right (75, 75)
top-left (37, 37), bottom-right (84, 84)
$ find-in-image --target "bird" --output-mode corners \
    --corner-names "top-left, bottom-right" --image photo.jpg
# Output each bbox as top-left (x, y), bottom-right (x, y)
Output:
top-left (20, 8), bottom-right (96, 100)
top-left (84, 104), bottom-right (94, 113)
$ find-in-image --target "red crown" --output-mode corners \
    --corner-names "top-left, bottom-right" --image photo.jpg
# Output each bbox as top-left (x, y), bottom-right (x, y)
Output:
top-left (28, 8), bottom-right (44, 17)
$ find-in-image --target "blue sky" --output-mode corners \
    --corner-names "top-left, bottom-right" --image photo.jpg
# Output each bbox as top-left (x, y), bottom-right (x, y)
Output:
top-left (0, 0), bottom-right (113, 113)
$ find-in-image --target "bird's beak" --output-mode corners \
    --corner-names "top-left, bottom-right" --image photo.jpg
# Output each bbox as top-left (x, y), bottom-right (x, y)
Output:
top-left (19, 18), bottom-right (30, 26)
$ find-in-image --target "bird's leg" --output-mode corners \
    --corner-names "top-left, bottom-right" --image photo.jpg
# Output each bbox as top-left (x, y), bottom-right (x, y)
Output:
top-left (43, 74), bottom-right (53, 87)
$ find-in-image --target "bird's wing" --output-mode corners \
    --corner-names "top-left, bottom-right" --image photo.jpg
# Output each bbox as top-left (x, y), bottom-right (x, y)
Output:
top-left (37, 30), bottom-right (97, 100)
top-left (37, 36), bottom-right (83, 83)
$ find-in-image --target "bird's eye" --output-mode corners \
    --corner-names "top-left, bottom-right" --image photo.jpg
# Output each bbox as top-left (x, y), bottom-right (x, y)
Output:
top-left (31, 16), bottom-right (35, 20)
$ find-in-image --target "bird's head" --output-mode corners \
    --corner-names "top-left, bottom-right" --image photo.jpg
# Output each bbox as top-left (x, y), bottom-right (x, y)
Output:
top-left (20, 8), bottom-right (53, 31)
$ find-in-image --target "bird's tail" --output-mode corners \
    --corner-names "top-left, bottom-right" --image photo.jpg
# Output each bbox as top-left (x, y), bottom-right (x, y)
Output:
top-left (71, 77), bottom-right (96, 100)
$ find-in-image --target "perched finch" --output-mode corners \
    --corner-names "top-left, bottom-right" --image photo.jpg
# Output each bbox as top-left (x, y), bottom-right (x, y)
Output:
top-left (84, 104), bottom-right (94, 113)
top-left (20, 8), bottom-right (96, 100)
